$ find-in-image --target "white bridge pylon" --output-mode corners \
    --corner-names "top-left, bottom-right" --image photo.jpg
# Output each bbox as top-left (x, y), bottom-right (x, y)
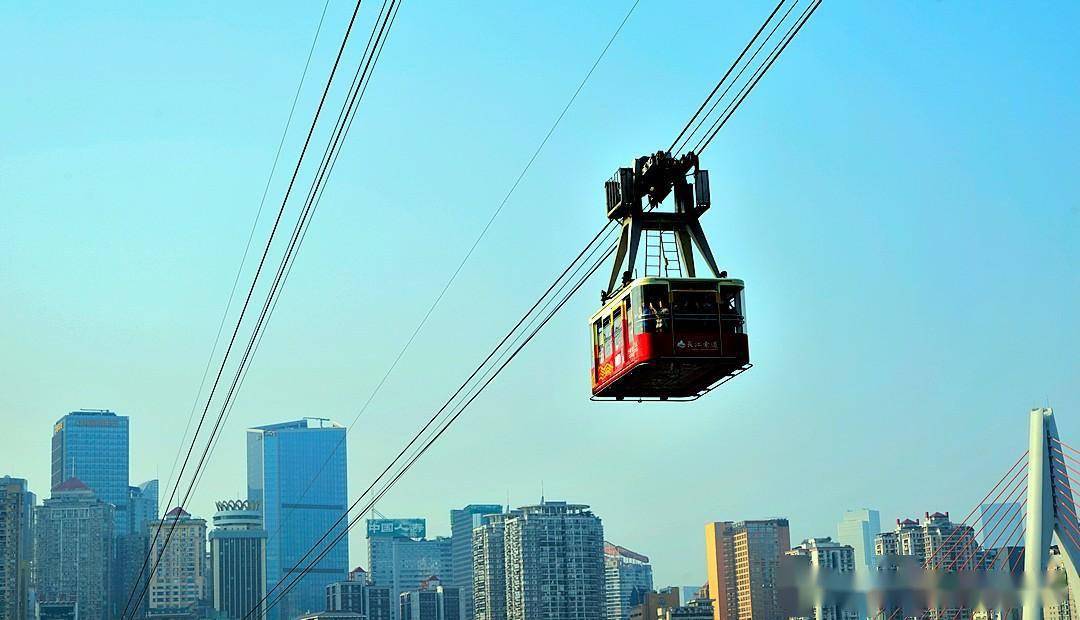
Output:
top-left (1023, 407), bottom-right (1080, 619)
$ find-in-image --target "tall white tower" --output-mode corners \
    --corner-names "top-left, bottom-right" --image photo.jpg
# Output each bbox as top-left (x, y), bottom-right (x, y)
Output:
top-left (1022, 408), bottom-right (1080, 620)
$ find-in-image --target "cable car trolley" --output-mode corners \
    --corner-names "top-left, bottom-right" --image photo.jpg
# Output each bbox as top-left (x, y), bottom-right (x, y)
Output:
top-left (590, 151), bottom-right (750, 401)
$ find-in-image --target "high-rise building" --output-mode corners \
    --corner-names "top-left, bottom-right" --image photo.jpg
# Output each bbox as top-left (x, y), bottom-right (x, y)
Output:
top-left (473, 512), bottom-right (513, 620)
top-left (35, 478), bottom-right (114, 620)
top-left (147, 507), bottom-right (206, 618)
top-left (835, 509), bottom-right (880, 571)
top-left (705, 519), bottom-right (791, 620)
top-left (786, 538), bottom-right (859, 620)
top-left (118, 479), bottom-right (159, 620)
top-left (399, 575), bottom-right (460, 620)
top-left (786, 538), bottom-right (856, 572)
top-left (209, 499), bottom-right (267, 620)
top-left (367, 519), bottom-right (452, 620)
top-left (247, 418), bottom-right (349, 620)
top-left (874, 512), bottom-right (976, 569)
top-left (449, 504), bottom-right (500, 620)
top-left (503, 501), bottom-right (605, 620)
top-left (51, 410), bottom-right (130, 536)
top-left (0, 476), bottom-right (35, 620)
top-left (975, 503), bottom-right (1025, 548)
top-left (326, 569), bottom-right (392, 620)
top-left (628, 588), bottom-right (681, 620)
top-left (603, 542), bottom-right (653, 620)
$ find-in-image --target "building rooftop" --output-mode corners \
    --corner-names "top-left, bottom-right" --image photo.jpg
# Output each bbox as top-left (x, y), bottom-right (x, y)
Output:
top-left (249, 417), bottom-right (344, 432)
top-left (52, 477), bottom-right (90, 493)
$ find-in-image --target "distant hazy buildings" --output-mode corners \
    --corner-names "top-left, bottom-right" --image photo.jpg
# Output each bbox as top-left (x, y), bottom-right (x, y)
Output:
top-left (835, 509), bottom-right (880, 571)
top-left (209, 499), bottom-right (266, 620)
top-left (449, 504), bottom-right (500, 620)
top-left (35, 478), bottom-right (114, 620)
top-left (147, 507), bottom-right (206, 617)
top-left (0, 477), bottom-right (35, 620)
top-left (248, 418), bottom-right (349, 620)
top-left (367, 519), bottom-right (452, 620)
top-left (874, 512), bottom-right (976, 569)
top-left (603, 542), bottom-right (653, 620)
top-left (51, 410), bottom-right (130, 536)
top-left (705, 519), bottom-right (791, 620)
top-left (399, 575), bottom-right (460, 620)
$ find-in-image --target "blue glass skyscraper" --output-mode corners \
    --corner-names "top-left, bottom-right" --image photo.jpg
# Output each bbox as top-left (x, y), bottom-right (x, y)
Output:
top-left (51, 409), bottom-right (130, 535)
top-left (247, 418), bottom-right (349, 620)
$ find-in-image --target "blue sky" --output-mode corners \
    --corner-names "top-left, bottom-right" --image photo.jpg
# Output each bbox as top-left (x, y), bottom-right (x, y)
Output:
top-left (2, 1), bottom-right (1077, 586)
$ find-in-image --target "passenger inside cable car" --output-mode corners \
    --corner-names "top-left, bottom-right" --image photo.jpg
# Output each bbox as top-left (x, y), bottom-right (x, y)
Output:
top-left (590, 277), bottom-right (749, 399)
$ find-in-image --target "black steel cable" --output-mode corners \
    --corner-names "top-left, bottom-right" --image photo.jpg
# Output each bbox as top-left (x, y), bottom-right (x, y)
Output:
top-left (248, 0), bottom-right (642, 569)
top-left (245, 223), bottom-right (617, 618)
top-left (251, 0), bottom-right (817, 608)
top-left (672, 0), bottom-right (802, 156)
top-left (695, 0), bottom-right (821, 155)
top-left (121, 0), bottom-right (376, 615)
top-left (668, 0), bottom-right (789, 154)
top-left (163, 0), bottom-right (333, 518)
top-left (255, 230), bottom-right (619, 619)
top-left (187, 0), bottom-right (402, 505)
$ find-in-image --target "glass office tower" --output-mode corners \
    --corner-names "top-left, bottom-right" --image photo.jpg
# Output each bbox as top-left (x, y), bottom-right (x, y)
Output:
top-left (248, 418), bottom-right (349, 620)
top-left (51, 409), bottom-right (130, 535)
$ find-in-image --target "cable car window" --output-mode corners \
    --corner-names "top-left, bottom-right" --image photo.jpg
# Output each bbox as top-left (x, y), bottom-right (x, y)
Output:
top-left (672, 291), bottom-right (719, 331)
top-left (594, 320), bottom-right (604, 358)
top-left (602, 314), bottom-right (612, 358)
top-left (622, 295), bottom-right (634, 337)
top-left (639, 284), bottom-right (669, 333)
top-left (613, 307), bottom-right (623, 354)
top-left (719, 289), bottom-right (744, 334)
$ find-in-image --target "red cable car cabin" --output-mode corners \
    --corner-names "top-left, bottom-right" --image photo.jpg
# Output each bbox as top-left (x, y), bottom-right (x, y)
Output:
top-left (590, 276), bottom-right (749, 400)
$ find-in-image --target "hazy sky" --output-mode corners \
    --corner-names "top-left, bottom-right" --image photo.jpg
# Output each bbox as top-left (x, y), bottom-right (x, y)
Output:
top-left (2, 1), bottom-right (1077, 587)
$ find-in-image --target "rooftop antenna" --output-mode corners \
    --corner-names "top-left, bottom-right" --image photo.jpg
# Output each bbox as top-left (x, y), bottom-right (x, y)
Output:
top-left (540, 480), bottom-right (545, 505)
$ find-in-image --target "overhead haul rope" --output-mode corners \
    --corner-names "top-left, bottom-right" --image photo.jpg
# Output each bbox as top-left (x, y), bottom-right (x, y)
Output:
top-left (122, 0), bottom-right (398, 616)
top-left (248, 0), bottom-right (643, 564)
top-left (253, 0), bottom-right (824, 614)
top-left (247, 225), bottom-right (620, 618)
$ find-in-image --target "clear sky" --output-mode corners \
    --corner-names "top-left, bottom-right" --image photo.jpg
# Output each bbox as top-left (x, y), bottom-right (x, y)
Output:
top-left (2, 1), bottom-right (1077, 587)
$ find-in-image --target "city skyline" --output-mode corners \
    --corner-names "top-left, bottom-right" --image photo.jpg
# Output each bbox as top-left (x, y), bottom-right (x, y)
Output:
top-left (2, 0), bottom-right (1077, 593)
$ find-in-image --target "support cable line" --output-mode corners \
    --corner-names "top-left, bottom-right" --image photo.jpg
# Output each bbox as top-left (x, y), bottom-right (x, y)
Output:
top-left (161, 0), bottom-right (333, 514)
top-left (249, 0), bottom-right (642, 559)
top-left (245, 224), bottom-right (620, 619)
top-left (669, 0), bottom-right (800, 155)
top-left (186, 0), bottom-right (402, 503)
top-left (693, 0), bottom-right (821, 156)
top-left (249, 0), bottom-right (820, 607)
top-left (666, 0), bottom-right (821, 157)
top-left (667, 0), bottom-right (789, 154)
top-left (121, 0), bottom-right (398, 616)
